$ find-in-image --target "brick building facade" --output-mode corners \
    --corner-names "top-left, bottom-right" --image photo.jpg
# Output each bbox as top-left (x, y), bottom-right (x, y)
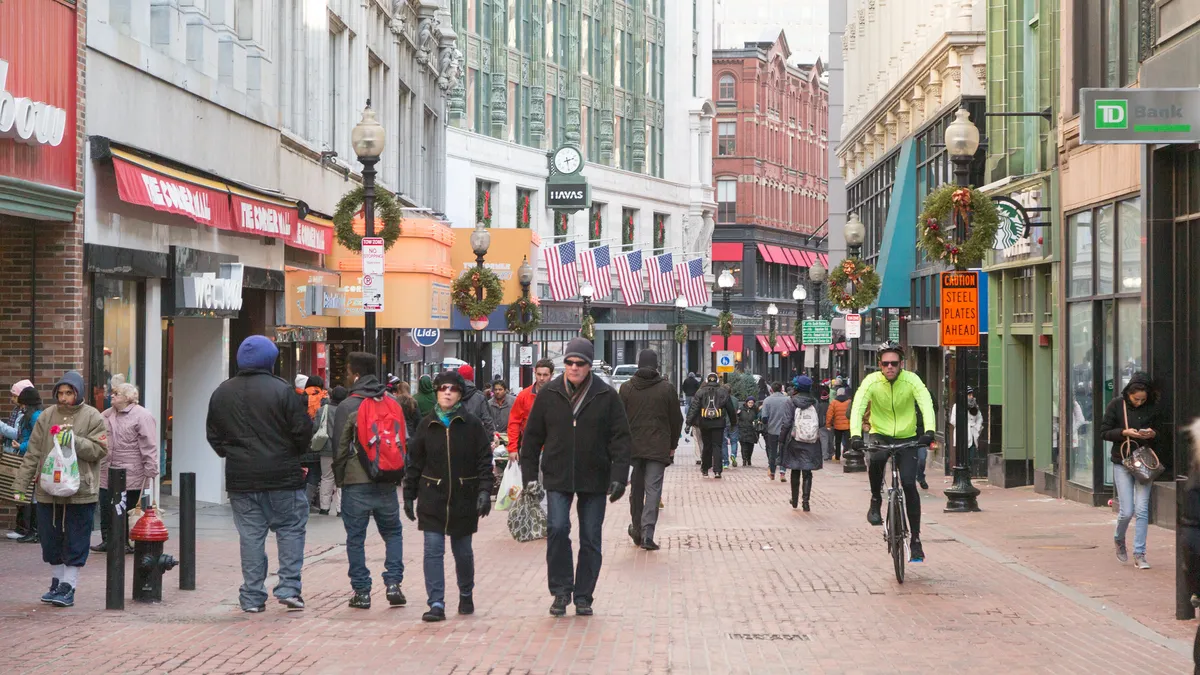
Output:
top-left (0, 0), bottom-right (88, 526)
top-left (710, 31), bottom-right (831, 380)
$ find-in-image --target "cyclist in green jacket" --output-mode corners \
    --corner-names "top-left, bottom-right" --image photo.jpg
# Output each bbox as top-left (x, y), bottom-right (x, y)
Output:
top-left (849, 342), bottom-right (936, 562)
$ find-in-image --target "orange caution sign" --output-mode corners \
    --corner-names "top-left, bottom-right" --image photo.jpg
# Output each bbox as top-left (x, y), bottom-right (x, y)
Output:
top-left (940, 271), bottom-right (980, 347)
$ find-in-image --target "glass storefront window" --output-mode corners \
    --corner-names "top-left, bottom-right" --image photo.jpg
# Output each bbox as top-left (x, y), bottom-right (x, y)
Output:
top-left (1068, 211), bottom-right (1093, 298)
top-left (1118, 198), bottom-right (1142, 292)
top-left (1068, 302), bottom-right (1094, 487)
top-left (1117, 299), bottom-right (1143, 391)
top-left (1097, 205), bottom-right (1115, 294)
top-left (92, 276), bottom-right (140, 411)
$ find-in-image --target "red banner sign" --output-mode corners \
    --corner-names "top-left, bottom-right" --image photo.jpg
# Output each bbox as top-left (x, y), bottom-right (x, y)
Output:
top-left (112, 155), bottom-right (234, 230)
top-left (291, 217), bottom-right (333, 255)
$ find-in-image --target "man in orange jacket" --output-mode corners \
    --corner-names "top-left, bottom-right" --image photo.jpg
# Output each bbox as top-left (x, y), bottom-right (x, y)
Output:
top-left (507, 359), bottom-right (555, 462)
top-left (825, 386), bottom-right (852, 461)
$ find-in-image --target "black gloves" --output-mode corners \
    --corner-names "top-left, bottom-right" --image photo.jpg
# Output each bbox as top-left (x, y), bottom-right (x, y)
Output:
top-left (918, 432), bottom-right (935, 447)
top-left (403, 498), bottom-right (416, 522)
top-left (607, 481), bottom-right (626, 503)
top-left (850, 437), bottom-right (864, 451)
top-left (477, 491), bottom-right (492, 518)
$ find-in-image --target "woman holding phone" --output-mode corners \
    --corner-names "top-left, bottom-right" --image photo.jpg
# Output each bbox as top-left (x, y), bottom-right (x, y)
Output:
top-left (1099, 372), bottom-right (1161, 569)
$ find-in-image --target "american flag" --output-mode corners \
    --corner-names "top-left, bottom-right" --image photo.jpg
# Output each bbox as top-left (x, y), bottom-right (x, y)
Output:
top-left (614, 250), bottom-right (644, 306)
top-left (677, 257), bottom-right (710, 307)
top-left (578, 244), bottom-right (612, 300)
top-left (647, 252), bottom-right (675, 304)
top-left (544, 241), bottom-right (579, 301)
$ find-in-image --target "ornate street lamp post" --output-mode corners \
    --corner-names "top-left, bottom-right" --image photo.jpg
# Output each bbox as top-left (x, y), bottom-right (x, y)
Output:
top-left (518, 257), bottom-right (534, 389)
top-left (842, 212), bottom-right (868, 473)
top-left (675, 295), bottom-right (688, 395)
top-left (580, 280), bottom-right (594, 336)
top-left (809, 260), bottom-right (827, 383)
top-left (766, 303), bottom-right (779, 382)
top-left (792, 283), bottom-right (806, 381)
top-left (468, 222), bottom-right (491, 386)
top-left (717, 268), bottom-right (735, 378)
top-left (351, 101), bottom-right (385, 360)
top-left (943, 108), bottom-right (982, 513)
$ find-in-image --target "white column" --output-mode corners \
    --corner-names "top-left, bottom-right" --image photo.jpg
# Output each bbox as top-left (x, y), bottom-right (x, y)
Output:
top-left (143, 280), bottom-right (164, 505)
top-left (171, 318), bottom-right (231, 505)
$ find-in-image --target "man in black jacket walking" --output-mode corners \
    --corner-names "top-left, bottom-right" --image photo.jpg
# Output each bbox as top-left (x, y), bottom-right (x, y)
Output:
top-left (687, 373), bottom-right (738, 478)
top-left (520, 337), bottom-right (632, 617)
top-left (619, 349), bottom-right (683, 551)
top-left (207, 336), bottom-right (313, 612)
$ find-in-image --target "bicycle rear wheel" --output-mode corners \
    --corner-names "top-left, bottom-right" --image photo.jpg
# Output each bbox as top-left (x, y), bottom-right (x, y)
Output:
top-left (888, 493), bottom-right (905, 584)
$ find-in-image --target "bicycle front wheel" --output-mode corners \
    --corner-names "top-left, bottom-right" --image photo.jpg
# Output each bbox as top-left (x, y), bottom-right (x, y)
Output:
top-left (888, 494), bottom-right (905, 584)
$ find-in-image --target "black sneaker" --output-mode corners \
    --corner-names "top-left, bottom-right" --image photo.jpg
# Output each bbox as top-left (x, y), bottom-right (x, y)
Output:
top-left (40, 578), bottom-right (60, 604)
top-left (641, 538), bottom-right (660, 551)
top-left (549, 595), bottom-right (570, 617)
top-left (318, 509), bottom-right (330, 515)
top-left (349, 590), bottom-right (371, 609)
top-left (386, 584), bottom-right (407, 607)
top-left (48, 582), bottom-right (74, 607)
top-left (278, 596), bottom-right (305, 611)
top-left (17, 531), bottom-right (38, 544)
top-left (714, 473), bottom-right (723, 479)
top-left (89, 541), bottom-right (108, 553)
top-left (628, 524), bottom-right (642, 547)
top-left (909, 537), bottom-right (925, 562)
top-left (919, 480), bottom-right (929, 490)
top-left (458, 595), bottom-right (474, 615)
top-left (867, 497), bottom-right (883, 526)
top-left (422, 605), bottom-right (446, 622)
top-left (702, 470), bottom-right (709, 477)
top-left (575, 598), bottom-right (594, 616)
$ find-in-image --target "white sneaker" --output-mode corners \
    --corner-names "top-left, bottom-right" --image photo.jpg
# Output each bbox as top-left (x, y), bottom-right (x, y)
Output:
top-left (5, 531), bottom-right (23, 540)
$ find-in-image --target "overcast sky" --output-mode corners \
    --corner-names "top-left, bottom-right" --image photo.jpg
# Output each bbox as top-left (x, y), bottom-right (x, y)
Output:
top-left (713, 0), bottom-right (830, 64)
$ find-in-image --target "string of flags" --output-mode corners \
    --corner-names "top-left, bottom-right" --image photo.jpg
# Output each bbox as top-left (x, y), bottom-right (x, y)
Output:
top-left (540, 240), bottom-right (712, 308)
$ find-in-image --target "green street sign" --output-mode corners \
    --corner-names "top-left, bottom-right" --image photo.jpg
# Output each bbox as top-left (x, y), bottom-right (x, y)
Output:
top-left (801, 320), bottom-right (832, 345)
top-left (889, 319), bottom-right (900, 342)
top-left (1081, 88), bottom-right (1200, 144)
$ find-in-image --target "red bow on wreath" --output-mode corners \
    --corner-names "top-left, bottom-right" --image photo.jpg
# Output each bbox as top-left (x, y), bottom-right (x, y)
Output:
top-left (482, 191), bottom-right (491, 220)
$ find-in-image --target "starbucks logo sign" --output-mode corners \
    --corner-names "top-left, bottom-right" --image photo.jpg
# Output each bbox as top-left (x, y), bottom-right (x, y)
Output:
top-left (991, 196), bottom-right (1027, 250)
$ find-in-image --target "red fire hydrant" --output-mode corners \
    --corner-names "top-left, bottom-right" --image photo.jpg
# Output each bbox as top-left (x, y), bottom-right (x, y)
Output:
top-left (130, 507), bottom-right (178, 603)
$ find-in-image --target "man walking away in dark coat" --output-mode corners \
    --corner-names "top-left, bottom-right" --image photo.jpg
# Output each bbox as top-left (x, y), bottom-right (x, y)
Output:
top-left (619, 349), bottom-right (683, 551)
top-left (206, 336), bottom-right (313, 612)
top-left (520, 337), bottom-right (632, 618)
top-left (686, 373), bottom-right (737, 478)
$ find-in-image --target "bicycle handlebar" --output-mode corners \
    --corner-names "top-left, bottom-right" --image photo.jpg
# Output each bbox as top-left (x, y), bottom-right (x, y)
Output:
top-left (866, 441), bottom-right (922, 454)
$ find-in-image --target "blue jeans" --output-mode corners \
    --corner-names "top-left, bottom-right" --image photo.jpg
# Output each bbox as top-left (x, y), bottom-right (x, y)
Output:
top-left (546, 491), bottom-right (607, 604)
top-left (423, 531), bottom-right (474, 609)
top-left (340, 483), bottom-right (404, 591)
top-left (229, 489), bottom-right (308, 609)
top-left (1114, 464), bottom-right (1152, 556)
top-left (723, 427), bottom-right (739, 465)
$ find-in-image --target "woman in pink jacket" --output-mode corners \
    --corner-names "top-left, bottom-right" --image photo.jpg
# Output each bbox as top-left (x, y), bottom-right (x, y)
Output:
top-left (92, 383), bottom-right (159, 553)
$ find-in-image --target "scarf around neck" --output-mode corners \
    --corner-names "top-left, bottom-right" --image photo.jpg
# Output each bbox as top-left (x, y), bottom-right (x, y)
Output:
top-left (435, 402), bottom-right (462, 427)
top-left (564, 373), bottom-right (593, 415)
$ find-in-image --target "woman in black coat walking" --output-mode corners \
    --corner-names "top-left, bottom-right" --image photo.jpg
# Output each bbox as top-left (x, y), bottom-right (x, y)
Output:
top-left (779, 376), bottom-right (823, 511)
top-left (403, 371), bottom-right (494, 622)
top-left (736, 397), bottom-right (761, 467)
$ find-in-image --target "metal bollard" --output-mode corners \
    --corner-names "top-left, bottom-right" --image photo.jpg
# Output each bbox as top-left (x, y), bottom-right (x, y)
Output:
top-left (105, 468), bottom-right (126, 611)
top-left (179, 472), bottom-right (196, 590)
top-left (130, 507), bottom-right (177, 603)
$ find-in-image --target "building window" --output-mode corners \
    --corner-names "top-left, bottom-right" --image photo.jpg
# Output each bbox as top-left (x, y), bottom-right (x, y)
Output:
top-left (516, 188), bottom-right (534, 229)
top-left (621, 208), bottom-right (637, 252)
top-left (718, 74), bottom-right (736, 101)
top-left (653, 213), bottom-right (667, 254)
top-left (717, 122), bottom-right (736, 156)
top-left (476, 180), bottom-right (496, 227)
top-left (589, 202), bottom-right (604, 245)
top-left (90, 276), bottom-right (143, 411)
top-left (717, 179), bottom-right (737, 223)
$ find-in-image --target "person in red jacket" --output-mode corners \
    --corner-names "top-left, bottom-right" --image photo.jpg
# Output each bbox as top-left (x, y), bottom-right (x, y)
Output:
top-left (507, 359), bottom-right (554, 462)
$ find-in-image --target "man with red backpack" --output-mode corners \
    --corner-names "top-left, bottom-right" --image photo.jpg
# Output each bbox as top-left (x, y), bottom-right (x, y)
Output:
top-left (332, 352), bottom-right (408, 610)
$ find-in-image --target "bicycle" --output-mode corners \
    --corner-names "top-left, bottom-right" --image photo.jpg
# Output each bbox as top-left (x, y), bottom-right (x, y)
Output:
top-left (870, 440), bottom-right (919, 584)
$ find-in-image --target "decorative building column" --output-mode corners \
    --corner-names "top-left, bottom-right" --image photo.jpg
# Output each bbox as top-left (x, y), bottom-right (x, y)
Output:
top-left (598, 0), bottom-right (615, 164)
top-left (565, 0), bottom-right (583, 145)
top-left (448, 0), bottom-right (467, 125)
top-left (530, 0), bottom-right (546, 142)
top-left (491, 0), bottom-right (508, 138)
top-left (630, 0), bottom-right (646, 173)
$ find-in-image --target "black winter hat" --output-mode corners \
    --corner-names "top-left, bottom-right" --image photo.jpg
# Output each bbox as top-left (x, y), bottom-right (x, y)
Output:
top-left (637, 348), bottom-right (660, 370)
top-left (329, 386), bottom-right (348, 405)
top-left (564, 336), bottom-right (594, 363)
top-left (433, 371), bottom-right (466, 392)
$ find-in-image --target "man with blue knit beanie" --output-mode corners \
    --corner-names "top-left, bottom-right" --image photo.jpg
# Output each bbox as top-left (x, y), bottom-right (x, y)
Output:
top-left (207, 335), bottom-right (314, 613)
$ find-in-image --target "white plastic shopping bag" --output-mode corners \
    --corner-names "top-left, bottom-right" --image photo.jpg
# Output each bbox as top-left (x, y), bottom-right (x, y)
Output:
top-left (495, 461), bottom-right (523, 511)
top-left (39, 429), bottom-right (80, 498)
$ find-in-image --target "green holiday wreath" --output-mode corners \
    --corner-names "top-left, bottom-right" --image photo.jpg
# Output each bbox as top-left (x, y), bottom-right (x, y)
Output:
top-left (793, 318), bottom-right (803, 343)
top-left (581, 314), bottom-right (596, 341)
top-left (505, 294), bottom-right (542, 336)
top-left (768, 324), bottom-right (778, 351)
top-left (476, 188), bottom-right (492, 228)
top-left (718, 310), bottom-right (734, 339)
top-left (827, 256), bottom-right (882, 311)
top-left (452, 267), bottom-right (504, 320)
top-left (674, 323), bottom-right (688, 345)
top-left (917, 185), bottom-right (1000, 269)
top-left (333, 186), bottom-right (404, 251)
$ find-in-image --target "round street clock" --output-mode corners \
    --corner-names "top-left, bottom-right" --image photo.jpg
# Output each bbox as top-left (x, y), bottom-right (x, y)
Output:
top-left (552, 146), bottom-right (583, 175)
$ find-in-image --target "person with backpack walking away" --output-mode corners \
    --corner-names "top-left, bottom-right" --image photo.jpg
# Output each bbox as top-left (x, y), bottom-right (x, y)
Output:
top-left (520, 337), bottom-right (632, 617)
top-left (332, 352), bottom-right (409, 610)
top-left (618, 349), bottom-right (683, 551)
top-left (687, 373), bottom-right (737, 478)
top-left (736, 397), bottom-right (761, 467)
top-left (826, 387), bottom-right (852, 462)
top-left (13, 371), bottom-right (109, 608)
top-left (403, 370), bottom-right (494, 622)
top-left (207, 337), bottom-right (314, 613)
top-left (779, 376), bottom-right (823, 511)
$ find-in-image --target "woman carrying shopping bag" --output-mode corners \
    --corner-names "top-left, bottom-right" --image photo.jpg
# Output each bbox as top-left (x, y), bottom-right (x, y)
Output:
top-left (1099, 372), bottom-right (1162, 570)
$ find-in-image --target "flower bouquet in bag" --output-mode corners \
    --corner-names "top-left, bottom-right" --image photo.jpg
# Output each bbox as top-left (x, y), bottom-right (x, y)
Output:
top-left (39, 426), bottom-right (79, 498)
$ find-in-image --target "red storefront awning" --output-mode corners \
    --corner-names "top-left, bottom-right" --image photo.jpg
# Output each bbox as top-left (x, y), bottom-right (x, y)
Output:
top-left (712, 242), bottom-right (744, 262)
top-left (795, 249), bottom-right (814, 266)
top-left (767, 245), bottom-right (789, 266)
top-left (780, 248), bottom-right (799, 266)
top-left (755, 334), bottom-right (773, 353)
top-left (818, 253), bottom-right (829, 267)
top-left (710, 334), bottom-right (744, 352)
top-left (781, 335), bottom-right (800, 352)
top-left (756, 243), bottom-right (775, 263)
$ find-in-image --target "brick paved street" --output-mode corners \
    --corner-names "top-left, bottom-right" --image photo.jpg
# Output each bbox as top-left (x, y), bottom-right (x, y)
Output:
top-left (0, 446), bottom-right (1194, 674)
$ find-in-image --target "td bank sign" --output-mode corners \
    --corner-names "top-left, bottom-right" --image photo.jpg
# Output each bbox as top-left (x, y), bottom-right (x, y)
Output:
top-left (1081, 88), bottom-right (1200, 144)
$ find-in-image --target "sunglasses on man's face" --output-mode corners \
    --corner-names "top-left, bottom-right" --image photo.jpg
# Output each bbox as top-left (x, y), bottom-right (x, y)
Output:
top-left (564, 359), bottom-right (590, 368)
top-left (437, 384), bottom-right (462, 393)
top-left (880, 360), bottom-right (901, 368)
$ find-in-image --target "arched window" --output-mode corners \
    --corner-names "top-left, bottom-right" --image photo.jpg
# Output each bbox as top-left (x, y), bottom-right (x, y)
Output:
top-left (718, 74), bottom-right (736, 101)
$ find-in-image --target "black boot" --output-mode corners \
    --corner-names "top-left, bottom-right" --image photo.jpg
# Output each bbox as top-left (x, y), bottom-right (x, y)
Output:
top-left (802, 472), bottom-right (812, 512)
top-left (789, 471), bottom-right (800, 509)
top-left (867, 496), bottom-right (883, 526)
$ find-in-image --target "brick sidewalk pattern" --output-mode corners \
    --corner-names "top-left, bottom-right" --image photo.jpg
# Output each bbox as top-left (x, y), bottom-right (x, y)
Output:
top-left (0, 452), bottom-right (1193, 674)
